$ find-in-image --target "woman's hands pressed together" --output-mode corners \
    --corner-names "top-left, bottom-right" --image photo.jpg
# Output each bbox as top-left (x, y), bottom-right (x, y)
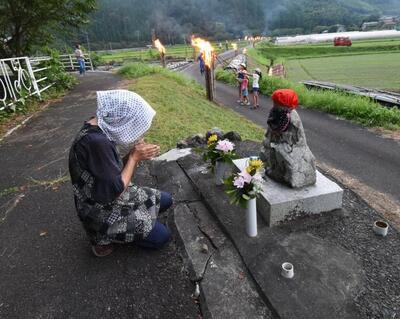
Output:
top-left (130, 142), bottom-right (160, 161)
top-left (121, 141), bottom-right (160, 191)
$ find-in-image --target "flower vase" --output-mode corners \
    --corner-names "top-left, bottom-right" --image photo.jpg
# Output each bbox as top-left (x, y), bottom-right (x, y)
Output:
top-left (246, 198), bottom-right (257, 237)
top-left (215, 161), bottom-right (230, 186)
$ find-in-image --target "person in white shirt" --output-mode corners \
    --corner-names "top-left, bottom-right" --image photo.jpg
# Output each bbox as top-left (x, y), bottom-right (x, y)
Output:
top-left (251, 68), bottom-right (262, 109)
top-left (74, 44), bottom-right (86, 75)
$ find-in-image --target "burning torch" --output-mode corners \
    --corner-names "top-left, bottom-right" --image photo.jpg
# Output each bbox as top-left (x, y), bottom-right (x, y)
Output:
top-left (154, 39), bottom-right (166, 68)
top-left (191, 37), bottom-right (215, 101)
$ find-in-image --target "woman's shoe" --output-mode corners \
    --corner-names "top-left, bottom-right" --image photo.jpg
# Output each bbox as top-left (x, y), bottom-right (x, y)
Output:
top-left (92, 244), bottom-right (114, 257)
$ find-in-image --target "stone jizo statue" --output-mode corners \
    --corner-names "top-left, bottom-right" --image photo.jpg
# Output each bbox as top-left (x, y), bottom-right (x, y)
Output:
top-left (260, 89), bottom-right (316, 188)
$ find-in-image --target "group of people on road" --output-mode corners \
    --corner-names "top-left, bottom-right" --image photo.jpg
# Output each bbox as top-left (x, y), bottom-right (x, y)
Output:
top-left (197, 55), bottom-right (263, 109)
top-left (236, 63), bottom-right (262, 109)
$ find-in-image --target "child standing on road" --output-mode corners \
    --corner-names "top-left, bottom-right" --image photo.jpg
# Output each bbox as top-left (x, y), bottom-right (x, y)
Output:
top-left (236, 63), bottom-right (246, 103)
top-left (251, 68), bottom-right (262, 109)
top-left (241, 71), bottom-right (250, 106)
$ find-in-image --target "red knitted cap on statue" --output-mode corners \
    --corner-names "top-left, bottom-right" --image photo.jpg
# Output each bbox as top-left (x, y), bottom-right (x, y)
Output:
top-left (272, 89), bottom-right (298, 109)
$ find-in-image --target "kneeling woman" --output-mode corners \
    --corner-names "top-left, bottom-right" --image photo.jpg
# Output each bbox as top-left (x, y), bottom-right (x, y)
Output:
top-left (69, 90), bottom-right (172, 257)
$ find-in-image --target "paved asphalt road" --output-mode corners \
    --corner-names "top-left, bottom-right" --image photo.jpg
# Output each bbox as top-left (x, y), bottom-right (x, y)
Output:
top-left (0, 72), bottom-right (198, 319)
top-left (183, 50), bottom-right (400, 203)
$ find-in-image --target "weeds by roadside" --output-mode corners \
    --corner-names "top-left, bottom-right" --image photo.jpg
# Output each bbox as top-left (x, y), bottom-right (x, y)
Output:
top-left (0, 174), bottom-right (70, 200)
top-left (215, 68), bottom-right (400, 130)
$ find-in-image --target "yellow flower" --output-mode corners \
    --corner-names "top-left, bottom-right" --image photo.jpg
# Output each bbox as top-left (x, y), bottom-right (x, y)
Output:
top-left (249, 159), bottom-right (263, 171)
top-left (207, 134), bottom-right (218, 145)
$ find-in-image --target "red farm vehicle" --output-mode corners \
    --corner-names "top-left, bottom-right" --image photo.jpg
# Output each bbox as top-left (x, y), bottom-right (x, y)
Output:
top-left (334, 37), bottom-right (352, 46)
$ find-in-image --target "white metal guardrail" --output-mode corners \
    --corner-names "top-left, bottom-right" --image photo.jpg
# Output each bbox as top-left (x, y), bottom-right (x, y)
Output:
top-left (0, 54), bottom-right (94, 111)
top-left (59, 54), bottom-right (93, 72)
top-left (0, 56), bottom-right (53, 111)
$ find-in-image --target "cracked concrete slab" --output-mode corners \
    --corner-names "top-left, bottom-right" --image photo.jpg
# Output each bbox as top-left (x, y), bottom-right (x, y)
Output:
top-left (173, 201), bottom-right (274, 319)
top-left (174, 203), bottom-right (215, 282)
top-left (201, 243), bottom-right (273, 319)
top-left (188, 201), bottom-right (227, 249)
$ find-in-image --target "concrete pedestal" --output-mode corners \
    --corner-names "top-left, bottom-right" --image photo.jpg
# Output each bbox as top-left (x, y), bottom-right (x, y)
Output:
top-left (233, 158), bottom-right (343, 226)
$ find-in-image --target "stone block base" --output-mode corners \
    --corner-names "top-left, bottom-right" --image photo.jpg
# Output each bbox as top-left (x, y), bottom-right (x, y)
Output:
top-left (233, 158), bottom-right (343, 226)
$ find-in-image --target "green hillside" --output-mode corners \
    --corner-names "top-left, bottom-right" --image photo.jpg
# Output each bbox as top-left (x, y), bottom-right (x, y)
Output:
top-left (269, 0), bottom-right (400, 34)
top-left (84, 0), bottom-right (400, 49)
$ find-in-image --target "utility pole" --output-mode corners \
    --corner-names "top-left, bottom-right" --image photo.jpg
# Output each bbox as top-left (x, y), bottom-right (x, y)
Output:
top-left (85, 31), bottom-right (91, 53)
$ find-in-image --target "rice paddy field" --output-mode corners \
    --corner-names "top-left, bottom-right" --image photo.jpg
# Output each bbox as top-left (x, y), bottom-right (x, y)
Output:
top-left (251, 38), bottom-right (400, 90)
top-left (285, 52), bottom-right (400, 90)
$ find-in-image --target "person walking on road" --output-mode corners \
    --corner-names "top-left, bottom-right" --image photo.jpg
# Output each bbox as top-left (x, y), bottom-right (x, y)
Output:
top-left (251, 68), bottom-right (262, 109)
top-left (74, 44), bottom-right (86, 75)
top-left (198, 53), bottom-right (205, 75)
top-left (68, 90), bottom-right (172, 257)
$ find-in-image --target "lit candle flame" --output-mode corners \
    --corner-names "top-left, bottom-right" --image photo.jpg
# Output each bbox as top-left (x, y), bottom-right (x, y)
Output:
top-left (154, 39), bottom-right (166, 55)
top-left (191, 36), bottom-right (214, 67)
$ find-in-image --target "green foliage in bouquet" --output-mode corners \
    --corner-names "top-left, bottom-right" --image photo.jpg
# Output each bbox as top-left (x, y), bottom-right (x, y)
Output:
top-left (224, 159), bottom-right (264, 208)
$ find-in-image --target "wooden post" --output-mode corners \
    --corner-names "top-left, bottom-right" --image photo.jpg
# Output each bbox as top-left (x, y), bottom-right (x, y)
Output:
top-left (205, 65), bottom-right (213, 101)
top-left (161, 52), bottom-right (166, 68)
top-left (204, 56), bottom-right (215, 101)
top-left (192, 46), bottom-right (196, 61)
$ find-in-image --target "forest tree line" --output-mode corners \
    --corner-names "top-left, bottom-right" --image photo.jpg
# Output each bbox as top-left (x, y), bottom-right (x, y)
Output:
top-left (84, 0), bottom-right (400, 49)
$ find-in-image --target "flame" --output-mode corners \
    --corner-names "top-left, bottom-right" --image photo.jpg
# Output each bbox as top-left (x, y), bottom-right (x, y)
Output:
top-left (232, 43), bottom-right (238, 50)
top-left (154, 39), bottom-right (166, 55)
top-left (243, 48), bottom-right (247, 54)
top-left (191, 37), bottom-right (214, 67)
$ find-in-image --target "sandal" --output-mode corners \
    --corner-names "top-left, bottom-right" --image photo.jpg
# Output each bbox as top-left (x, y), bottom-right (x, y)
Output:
top-left (92, 244), bottom-right (114, 257)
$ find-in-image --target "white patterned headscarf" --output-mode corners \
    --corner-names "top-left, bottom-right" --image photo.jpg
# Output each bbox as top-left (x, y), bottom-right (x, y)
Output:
top-left (96, 90), bottom-right (156, 145)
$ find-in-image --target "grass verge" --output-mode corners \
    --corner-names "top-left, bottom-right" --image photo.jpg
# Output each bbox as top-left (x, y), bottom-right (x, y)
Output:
top-left (215, 68), bottom-right (400, 130)
top-left (118, 63), bottom-right (265, 151)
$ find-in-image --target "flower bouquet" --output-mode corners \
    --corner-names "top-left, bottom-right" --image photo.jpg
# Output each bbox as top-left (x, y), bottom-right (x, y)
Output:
top-left (203, 134), bottom-right (237, 185)
top-left (224, 158), bottom-right (264, 237)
